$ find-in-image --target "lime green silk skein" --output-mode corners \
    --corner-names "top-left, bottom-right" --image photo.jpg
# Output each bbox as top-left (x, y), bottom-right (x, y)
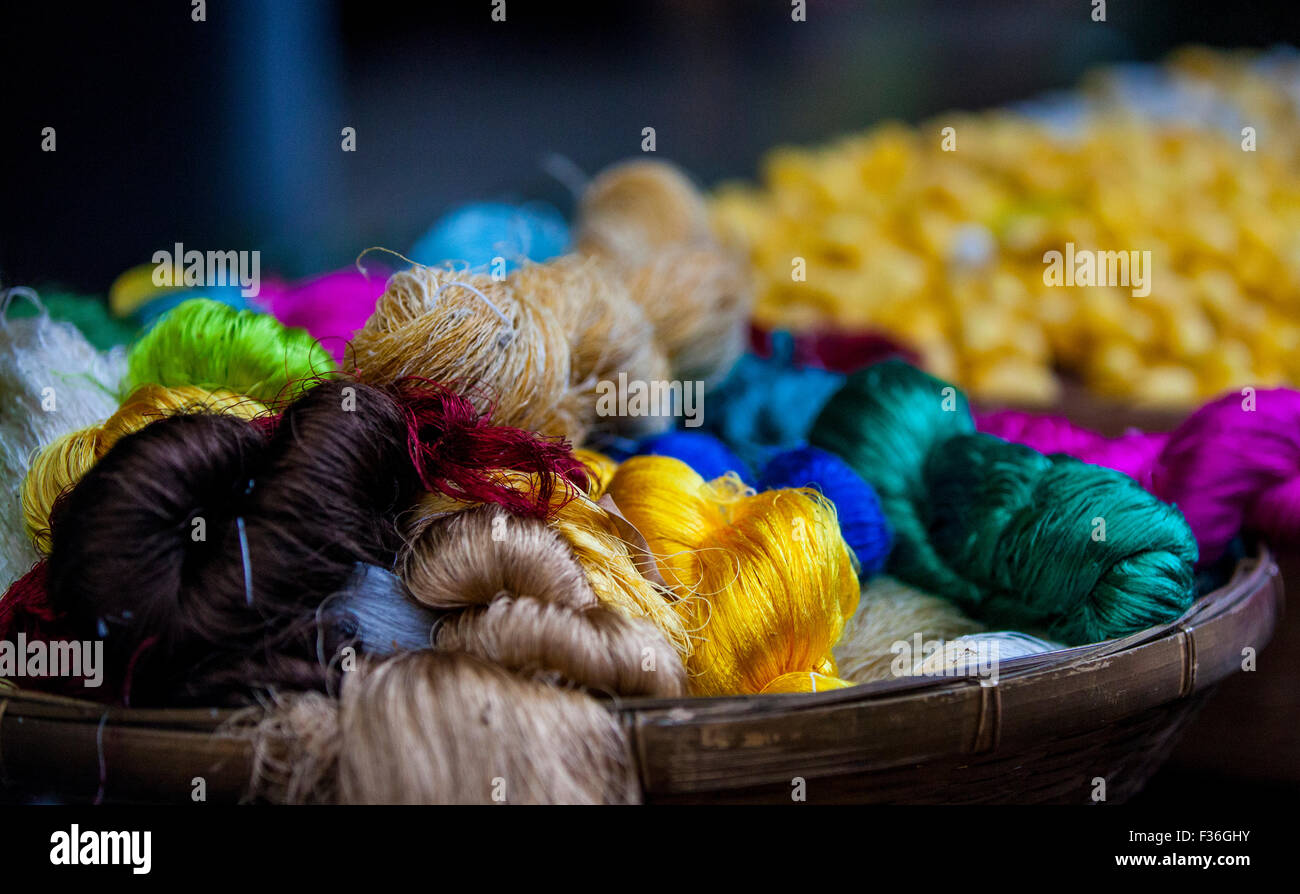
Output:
top-left (125, 298), bottom-right (334, 402)
top-left (810, 360), bottom-right (1198, 645)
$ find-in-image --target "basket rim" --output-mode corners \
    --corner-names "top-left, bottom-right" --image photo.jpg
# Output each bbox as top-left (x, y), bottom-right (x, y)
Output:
top-left (613, 546), bottom-right (1283, 795)
top-left (617, 544), bottom-right (1282, 715)
top-left (0, 545), bottom-right (1283, 801)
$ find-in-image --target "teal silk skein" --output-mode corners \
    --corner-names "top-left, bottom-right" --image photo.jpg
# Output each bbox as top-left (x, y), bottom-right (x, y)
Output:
top-left (810, 360), bottom-right (1198, 645)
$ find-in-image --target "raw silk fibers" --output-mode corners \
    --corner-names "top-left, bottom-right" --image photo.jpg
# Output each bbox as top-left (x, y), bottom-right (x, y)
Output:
top-left (245, 651), bottom-right (641, 805)
top-left (350, 255), bottom-right (678, 445)
top-left (833, 576), bottom-right (1060, 685)
top-left (404, 466), bottom-right (695, 662)
top-left (576, 159), bottom-right (715, 265)
top-left (833, 576), bottom-right (988, 684)
top-left (0, 289), bottom-right (126, 590)
top-left (576, 159), bottom-right (755, 386)
top-left (4, 290), bottom-right (137, 350)
top-left (349, 265), bottom-right (582, 441)
top-left (509, 254), bottom-right (672, 440)
top-left (399, 506), bottom-right (686, 698)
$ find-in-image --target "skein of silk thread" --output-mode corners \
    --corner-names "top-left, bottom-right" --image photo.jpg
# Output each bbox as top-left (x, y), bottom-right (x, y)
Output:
top-left (0, 288), bottom-right (126, 589)
top-left (811, 360), bottom-right (1199, 645)
top-left (978, 390), bottom-right (1300, 564)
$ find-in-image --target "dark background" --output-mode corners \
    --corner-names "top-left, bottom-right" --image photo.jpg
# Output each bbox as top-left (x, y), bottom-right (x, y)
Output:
top-left (4, 0), bottom-right (1300, 292)
top-left (2, 0), bottom-right (1298, 805)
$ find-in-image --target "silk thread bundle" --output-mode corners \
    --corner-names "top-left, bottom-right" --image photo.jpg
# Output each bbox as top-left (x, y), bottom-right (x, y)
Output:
top-left (577, 160), bottom-right (715, 264)
top-left (323, 564), bottom-right (438, 656)
top-left (576, 159), bottom-right (755, 386)
top-left (405, 467), bottom-right (695, 662)
top-left (22, 385), bottom-right (269, 554)
top-left (574, 447), bottom-right (619, 497)
top-left (632, 432), bottom-right (894, 577)
top-left (44, 379), bottom-right (584, 705)
top-left (977, 409), bottom-right (1169, 491)
top-left (758, 445), bottom-right (893, 577)
top-left (244, 650), bottom-right (640, 804)
top-left (509, 254), bottom-right (673, 440)
top-left (1156, 389), bottom-right (1300, 562)
top-left (124, 298), bottom-right (335, 402)
top-left (414, 454), bottom-right (860, 692)
top-left (399, 506), bottom-right (686, 698)
top-left (409, 201), bottom-right (571, 271)
top-left (699, 335), bottom-right (846, 472)
top-left (546, 491), bottom-right (696, 660)
top-left (833, 576), bottom-right (987, 684)
top-left (798, 581), bottom-right (1061, 685)
top-left (605, 455), bottom-right (859, 695)
top-left (351, 255), bottom-right (677, 444)
top-left (0, 289), bottom-right (126, 590)
top-left (635, 430), bottom-right (753, 483)
top-left (977, 388), bottom-right (1300, 564)
top-left (811, 360), bottom-right (1199, 645)
top-left (915, 632), bottom-right (1061, 677)
top-left (246, 475), bottom-right (674, 805)
top-left (621, 247), bottom-right (752, 387)
top-left (253, 268), bottom-right (391, 365)
top-left (349, 265), bottom-right (583, 441)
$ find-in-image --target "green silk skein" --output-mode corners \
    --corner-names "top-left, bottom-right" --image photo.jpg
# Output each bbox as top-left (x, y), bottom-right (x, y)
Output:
top-left (810, 360), bottom-right (1197, 645)
top-left (125, 298), bottom-right (334, 403)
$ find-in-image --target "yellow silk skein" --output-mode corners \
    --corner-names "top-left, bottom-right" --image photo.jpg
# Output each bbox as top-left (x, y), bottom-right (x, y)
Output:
top-left (573, 448), bottom-right (619, 498)
top-left (605, 455), bottom-right (859, 696)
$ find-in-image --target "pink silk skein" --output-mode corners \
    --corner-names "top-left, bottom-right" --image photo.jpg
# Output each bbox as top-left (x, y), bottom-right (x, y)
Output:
top-left (255, 268), bottom-right (391, 364)
top-left (977, 389), bottom-right (1300, 564)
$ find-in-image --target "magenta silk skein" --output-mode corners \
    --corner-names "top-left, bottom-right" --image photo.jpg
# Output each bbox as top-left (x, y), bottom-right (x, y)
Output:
top-left (977, 388), bottom-right (1300, 563)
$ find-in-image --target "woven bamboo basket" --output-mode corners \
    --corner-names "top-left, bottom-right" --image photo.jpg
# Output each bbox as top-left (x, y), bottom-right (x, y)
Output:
top-left (0, 545), bottom-right (1281, 804)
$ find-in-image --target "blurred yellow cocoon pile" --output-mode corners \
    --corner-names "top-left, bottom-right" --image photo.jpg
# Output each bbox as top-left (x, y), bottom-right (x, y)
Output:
top-left (711, 54), bottom-right (1300, 407)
